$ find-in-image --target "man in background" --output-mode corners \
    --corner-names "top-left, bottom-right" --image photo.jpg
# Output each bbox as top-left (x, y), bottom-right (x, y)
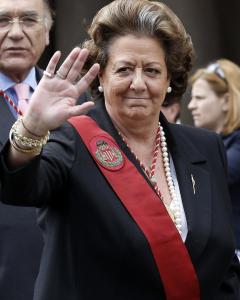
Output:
top-left (0, 1), bottom-right (53, 299)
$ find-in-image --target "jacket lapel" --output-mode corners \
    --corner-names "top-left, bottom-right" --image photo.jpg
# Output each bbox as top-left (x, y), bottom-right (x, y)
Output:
top-left (164, 120), bottom-right (212, 261)
top-left (0, 95), bottom-right (15, 148)
top-left (90, 103), bottom-right (212, 261)
top-left (35, 66), bottom-right (43, 83)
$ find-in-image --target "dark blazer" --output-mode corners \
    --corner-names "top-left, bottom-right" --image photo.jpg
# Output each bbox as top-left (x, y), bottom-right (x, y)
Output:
top-left (0, 68), bottom-right (44, 300)
top-left (222, 129), bottom-right (240, 249)
top-left (0, 99), bottom-right (239, 300)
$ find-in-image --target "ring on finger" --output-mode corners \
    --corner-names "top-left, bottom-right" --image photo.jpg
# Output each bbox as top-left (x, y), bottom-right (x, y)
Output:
top-left (56, 70), bottom-right (67, 80)
top-left (43, 70), bottom-right (54, 79)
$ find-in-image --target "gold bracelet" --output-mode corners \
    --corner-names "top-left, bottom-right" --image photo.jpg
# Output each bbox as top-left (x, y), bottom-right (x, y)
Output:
top-left (9, 131), bottom-right (42, 155)
top-left (10, 118), bottom-right (50, 149)
top-left (21, 117), bottom-right (43, 138)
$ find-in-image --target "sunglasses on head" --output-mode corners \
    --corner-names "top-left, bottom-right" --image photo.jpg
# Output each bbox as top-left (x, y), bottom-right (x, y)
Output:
top-left (205, 62), bottom-right (227, 84)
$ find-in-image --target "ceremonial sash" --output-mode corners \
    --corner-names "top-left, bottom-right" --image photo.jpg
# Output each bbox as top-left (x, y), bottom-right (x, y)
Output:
top-left (69, 115), bottom-right (200, 300)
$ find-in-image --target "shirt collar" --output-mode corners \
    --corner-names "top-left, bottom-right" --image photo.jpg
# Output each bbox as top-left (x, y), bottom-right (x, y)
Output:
top-left (0, 67), bottom-right (38, 91)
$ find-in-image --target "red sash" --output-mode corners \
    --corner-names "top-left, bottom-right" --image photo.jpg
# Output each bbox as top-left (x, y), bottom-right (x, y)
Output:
top-left (69, 115), bottom-right (200, 300)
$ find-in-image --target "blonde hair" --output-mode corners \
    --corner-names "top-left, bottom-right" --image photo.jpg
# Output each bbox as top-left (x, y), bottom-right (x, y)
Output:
top-left (82, 0), bottom-right (194, 100)
top-left (190, 59), bottom-right (240, 135)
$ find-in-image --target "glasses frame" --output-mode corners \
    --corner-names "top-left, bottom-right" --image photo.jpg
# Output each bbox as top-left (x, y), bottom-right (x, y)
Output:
top-left (0, 15), bottom-right (46, 31)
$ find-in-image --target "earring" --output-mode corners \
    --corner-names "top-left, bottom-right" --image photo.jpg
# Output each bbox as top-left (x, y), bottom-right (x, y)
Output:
top-left (98, 86), bottom-right (103, 93)
top-left (167, 86), bottom-right (172, 93)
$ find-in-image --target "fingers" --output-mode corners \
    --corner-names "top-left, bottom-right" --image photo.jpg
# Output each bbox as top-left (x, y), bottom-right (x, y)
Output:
top-left (76, 63), bottom-right (100, 95)
top-left (44, 51), bottom-right (61, 78)
top-left (68, 101), bottom-right (95, 117)
top-left (56, 47), bottom-right (87, 81)
top-left (44, 47), bottom-right (96, 86)
top-left (67, 49), bottom-right (89, 82)
top-left (42, 48), bottom-right (99, 103)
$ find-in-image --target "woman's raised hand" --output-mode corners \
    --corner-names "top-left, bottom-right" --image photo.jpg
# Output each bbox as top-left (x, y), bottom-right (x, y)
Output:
top-left (24, 47), bottom-right (100, 136)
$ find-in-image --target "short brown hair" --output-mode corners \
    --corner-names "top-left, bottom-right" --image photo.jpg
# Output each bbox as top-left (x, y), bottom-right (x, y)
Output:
top-left (82, 0), bottom-right (194, 100)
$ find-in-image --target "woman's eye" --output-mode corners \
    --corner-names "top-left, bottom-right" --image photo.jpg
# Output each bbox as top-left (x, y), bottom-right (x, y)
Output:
top-left (145, 68), bottom-right (160, 75)
top-left (116, 67), bottom-right (131, 73)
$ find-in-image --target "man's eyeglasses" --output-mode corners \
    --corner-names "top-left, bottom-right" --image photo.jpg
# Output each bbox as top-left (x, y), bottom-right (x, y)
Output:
top-left (205, 62), bottom-right (227, 83)
top-left (0, 15), bottom-right (45, 31)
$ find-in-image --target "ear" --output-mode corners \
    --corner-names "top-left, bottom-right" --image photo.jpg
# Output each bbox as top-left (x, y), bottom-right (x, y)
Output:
top-left (220, 93), bottom-right (229, 113)
top-left (45, 29), bottom-right (50, 46)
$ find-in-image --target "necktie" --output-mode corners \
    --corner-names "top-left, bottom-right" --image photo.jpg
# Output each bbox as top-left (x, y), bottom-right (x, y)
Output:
top-left (14, 83), bottom-right (29, 115)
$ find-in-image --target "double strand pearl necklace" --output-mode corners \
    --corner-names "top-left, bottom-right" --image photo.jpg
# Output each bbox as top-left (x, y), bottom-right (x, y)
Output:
top-left (118, 122), bottom-right (182, 234)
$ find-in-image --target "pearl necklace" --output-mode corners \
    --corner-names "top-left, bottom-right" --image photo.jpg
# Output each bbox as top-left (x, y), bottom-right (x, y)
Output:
top-left (118, 123), bottom-right (182, 234)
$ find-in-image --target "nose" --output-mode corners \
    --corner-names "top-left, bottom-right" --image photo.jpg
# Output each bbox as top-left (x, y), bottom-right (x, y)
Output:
top-left (130, 68), bottom-right (147, 92)
top-left (188, 98), bottom-right (196, 111)
top-left (7, 20), bottom-right (25, 38)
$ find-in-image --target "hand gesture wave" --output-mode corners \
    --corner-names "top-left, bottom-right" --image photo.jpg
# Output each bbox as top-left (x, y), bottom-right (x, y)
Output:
top-left (25, 47), bottom-right (100, 135)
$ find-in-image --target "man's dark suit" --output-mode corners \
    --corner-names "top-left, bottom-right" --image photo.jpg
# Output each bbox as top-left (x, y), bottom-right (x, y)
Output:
top-left (0, 68), bottom-right (88, 300)
top-left (0, 68), bottom-right (44, 300)
top-left (0, 99), bottom-right (239, 299)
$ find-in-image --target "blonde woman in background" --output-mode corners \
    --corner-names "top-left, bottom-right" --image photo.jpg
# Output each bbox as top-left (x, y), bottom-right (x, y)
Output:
top-left (0, 1), bottom-right (239, 298)
top-left (188, 59), bottom-right (240, 260)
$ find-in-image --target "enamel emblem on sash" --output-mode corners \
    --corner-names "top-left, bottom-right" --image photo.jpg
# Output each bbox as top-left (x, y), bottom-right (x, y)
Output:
top-left (90, 136), bottom-right (124, 171)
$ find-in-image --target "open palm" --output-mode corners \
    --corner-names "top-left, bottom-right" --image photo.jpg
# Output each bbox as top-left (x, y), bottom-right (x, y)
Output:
top-left (25, 48), bottom-right (99, 134)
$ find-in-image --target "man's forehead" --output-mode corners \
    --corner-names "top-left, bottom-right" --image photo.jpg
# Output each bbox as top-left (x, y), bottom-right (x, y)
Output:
top-left (0, 0), bottom-right (46, 14)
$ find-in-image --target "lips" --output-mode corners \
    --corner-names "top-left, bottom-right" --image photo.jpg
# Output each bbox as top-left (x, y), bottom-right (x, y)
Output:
top-left (5, 47), bottom-right (27, 51)
top-left (192, 114), bottom-right (201, 120)
top-left (125, 96), bottom-right (150, 100)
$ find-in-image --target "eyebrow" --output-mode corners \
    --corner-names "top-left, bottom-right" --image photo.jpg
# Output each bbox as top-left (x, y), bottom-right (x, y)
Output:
top-left (114, 60), bottom-right (162, 66)
top-left (0, 11), bottom-right (40, 17)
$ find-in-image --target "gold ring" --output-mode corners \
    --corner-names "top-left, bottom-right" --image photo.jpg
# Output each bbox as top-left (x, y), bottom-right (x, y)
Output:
top-left (56, 70), bottom-right (67, 80)
top-left (43, 70), bottom-right (54, 79)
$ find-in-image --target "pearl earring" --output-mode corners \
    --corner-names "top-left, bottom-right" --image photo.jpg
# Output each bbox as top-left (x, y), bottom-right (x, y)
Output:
top-left (98, 86), bottom-right (103, 93)
top-left (167, 86), bottom-right (172, 93)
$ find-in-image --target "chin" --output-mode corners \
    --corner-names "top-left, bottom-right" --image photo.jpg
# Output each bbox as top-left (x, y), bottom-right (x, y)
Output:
top-left (127, 110), bottom-right (150, 121)
top-left (5, 60), bottom-right (32, 72)
top-left (194, 121), bottom-right (204, 128)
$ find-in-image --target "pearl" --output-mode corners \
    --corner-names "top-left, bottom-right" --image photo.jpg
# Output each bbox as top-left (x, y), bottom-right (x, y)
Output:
top-left (162, 141), bottom-right (167, 147)
top-left (159, 123), bottom-right (182, 234)
top-left (118, 122), bottom-right (182, 234)
top-left (163, 152), bottom-right (168, 158)
top-left (163, 157), bottom-right (169, 163)
top-left (160, 136), bottom-right (166, 142)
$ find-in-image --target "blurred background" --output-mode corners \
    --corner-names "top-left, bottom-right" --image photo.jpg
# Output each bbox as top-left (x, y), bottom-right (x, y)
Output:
top-left (42, 0), bottom-right (240, 124)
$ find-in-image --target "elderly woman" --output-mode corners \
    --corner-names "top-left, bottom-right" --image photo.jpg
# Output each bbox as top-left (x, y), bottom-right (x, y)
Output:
top-left (0, 1), bottom-right (239, 299)
top-left (189, 59), bottom-right (240, 261)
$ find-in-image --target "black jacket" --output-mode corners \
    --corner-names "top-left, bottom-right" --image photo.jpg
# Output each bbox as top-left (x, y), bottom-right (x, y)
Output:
top-left (0, 67), bottom-right (43, 300)
top-left (0, 100), bottom-right (239, 300)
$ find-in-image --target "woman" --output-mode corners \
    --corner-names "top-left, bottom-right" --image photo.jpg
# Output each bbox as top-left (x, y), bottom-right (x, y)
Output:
top-left (188, 59), bottom-right (240, 260)
top-left (0, 1), bottom-right (239, 299)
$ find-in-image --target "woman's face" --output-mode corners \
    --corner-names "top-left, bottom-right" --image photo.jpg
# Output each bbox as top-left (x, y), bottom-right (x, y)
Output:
top-left (188, 78), bottom-right (228, 133)
top-left (99, 34), bottom-right (170, 123)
